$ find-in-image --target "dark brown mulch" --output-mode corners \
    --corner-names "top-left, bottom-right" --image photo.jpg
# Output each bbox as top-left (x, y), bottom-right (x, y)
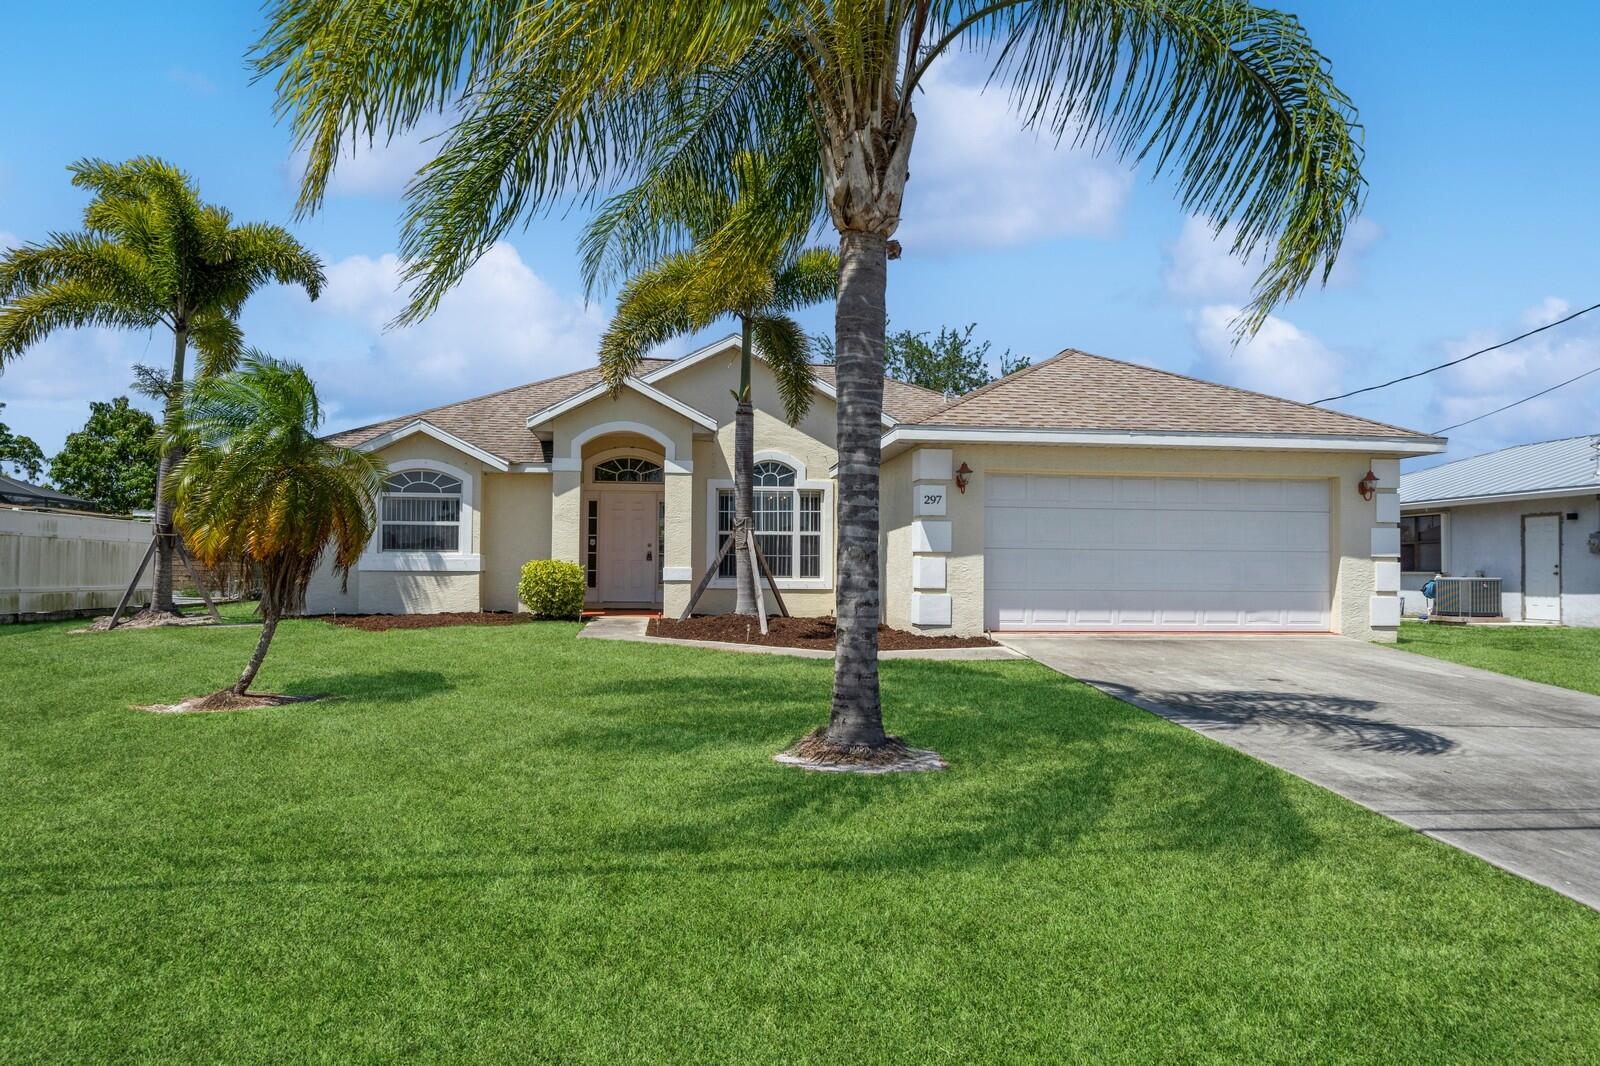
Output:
top-left (314, 611), bottom-right (542, 632)
top-left (647, 614), bottom-right (997, 650)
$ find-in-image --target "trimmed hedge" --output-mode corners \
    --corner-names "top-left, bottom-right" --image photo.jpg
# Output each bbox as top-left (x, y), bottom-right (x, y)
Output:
top-left (517, 559), bottom-right (586, 619)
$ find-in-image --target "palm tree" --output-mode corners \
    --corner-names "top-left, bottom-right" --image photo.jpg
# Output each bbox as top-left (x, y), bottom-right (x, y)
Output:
top-left (0, 157), bottom-right (325, 617)
top-left (257, 1), bottom-right (1365, 759)
top-left (168, 353), bottom-right (382, 700)
top-left (586, 155), bottom-right (837, 615)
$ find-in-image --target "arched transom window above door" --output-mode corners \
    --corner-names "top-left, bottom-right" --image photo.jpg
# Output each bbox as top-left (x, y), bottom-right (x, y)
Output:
top-left (592, 456), bottom-right (663, 483)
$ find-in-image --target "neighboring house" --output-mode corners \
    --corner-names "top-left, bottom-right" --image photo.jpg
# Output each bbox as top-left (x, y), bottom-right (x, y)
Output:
top-left (1399, 435), bottom-right (1600, 625)
top-left (0, 474), bottom-right (98, 512)
top-left (307, 336), bottom-right (1442, 640)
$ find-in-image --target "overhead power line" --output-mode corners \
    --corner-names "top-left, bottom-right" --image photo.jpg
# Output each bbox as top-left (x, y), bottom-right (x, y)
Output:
top-left (1433, 363), bottom-right (1600, 435)
top-left (1313, 300), bottom-right (1600, 404)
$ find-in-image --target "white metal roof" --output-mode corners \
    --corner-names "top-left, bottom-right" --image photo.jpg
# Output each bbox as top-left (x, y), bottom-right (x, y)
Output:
top-left (1400, 435), bottom-right (1600, 506)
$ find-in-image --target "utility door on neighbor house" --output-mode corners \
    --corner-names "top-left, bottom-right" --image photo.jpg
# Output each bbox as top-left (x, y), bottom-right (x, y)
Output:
top-left (1523, 514), bottom-right (1562, 621)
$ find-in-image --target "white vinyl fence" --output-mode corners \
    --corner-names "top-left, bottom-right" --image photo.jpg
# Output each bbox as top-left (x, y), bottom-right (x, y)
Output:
top-left (0, 507), bottom-right (154, 623)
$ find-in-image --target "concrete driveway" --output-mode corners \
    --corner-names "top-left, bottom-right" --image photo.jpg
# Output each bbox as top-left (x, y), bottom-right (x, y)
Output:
top-left (1004, 635), bottom-right (1600, 910)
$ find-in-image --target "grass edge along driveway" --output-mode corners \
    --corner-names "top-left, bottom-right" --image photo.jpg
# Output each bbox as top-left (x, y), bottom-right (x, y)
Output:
top-left (1395, 619), bottom-right (1600, 696)
top-left (3, 615), bottom-right (1599, 1063)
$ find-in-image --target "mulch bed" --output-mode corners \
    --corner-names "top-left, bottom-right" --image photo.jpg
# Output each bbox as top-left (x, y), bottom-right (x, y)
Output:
top-left (775, 727), bottom-right (949, 774)
top-left (314, 612), bottom-right (540, 632)
top-left (648, 614), bottom-right (997, 651)
top-left (135, 692), bottom-right (327, 715)
top-left (83, 609), bottom-right (216, 632)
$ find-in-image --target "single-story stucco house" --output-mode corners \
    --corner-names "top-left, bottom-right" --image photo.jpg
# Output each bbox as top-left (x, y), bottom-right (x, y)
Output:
top-left (1399, 435), bottom-right (1600, 625)
top-left (305, 335), bottom-right (1444, 640)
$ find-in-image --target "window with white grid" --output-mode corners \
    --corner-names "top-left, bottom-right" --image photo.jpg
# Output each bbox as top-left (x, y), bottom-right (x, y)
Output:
top-left (717, 461), bottom-right (823, 580)
top-left (380, 469), bottom-right (463, 552)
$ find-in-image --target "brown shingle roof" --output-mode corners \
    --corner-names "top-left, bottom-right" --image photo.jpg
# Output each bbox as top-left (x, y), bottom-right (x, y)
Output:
top-left (808, 365), bottom-right (950, 423)
top-left (324, 358), bottom-right (949, 464)
top-left (325, 361), bottom-right (674, 464)
top-left (910, 349), bottom-right (1438, 440)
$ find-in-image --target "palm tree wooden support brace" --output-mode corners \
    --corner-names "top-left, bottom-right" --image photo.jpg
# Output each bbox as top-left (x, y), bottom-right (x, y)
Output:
top-left (678, 519), bottom-right (789, 626)
top-left (106, 531), bottom-right (223, 628)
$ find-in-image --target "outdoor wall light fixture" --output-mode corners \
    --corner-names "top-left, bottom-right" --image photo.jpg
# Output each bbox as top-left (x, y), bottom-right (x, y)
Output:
top-left (1358, 468), bottom-right (1378, 501)
top-left (955, 462), bottom-right (973, 494)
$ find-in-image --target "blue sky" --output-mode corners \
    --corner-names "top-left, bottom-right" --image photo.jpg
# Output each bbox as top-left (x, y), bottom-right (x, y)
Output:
top-left (3, 2), bottom-right (1597, 470)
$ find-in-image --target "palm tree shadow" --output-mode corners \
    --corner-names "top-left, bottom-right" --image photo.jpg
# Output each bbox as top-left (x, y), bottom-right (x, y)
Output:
top-left (1088, 681), bottom-right (1456, 757)
top-left (562, 662), bottom-right (1324, 876)
top-left (280, 669), bottom-right (453, 704)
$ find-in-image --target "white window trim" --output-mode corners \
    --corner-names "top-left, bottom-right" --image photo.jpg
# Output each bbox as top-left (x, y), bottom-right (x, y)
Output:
top-left (550, 420), bottom-right (693, 474)
top-left (352, 419), bottom-right (508, 471)
top-left (704, 453), bottom-right (832, 590)
top-left (360, 458), bottom-right (480, 573)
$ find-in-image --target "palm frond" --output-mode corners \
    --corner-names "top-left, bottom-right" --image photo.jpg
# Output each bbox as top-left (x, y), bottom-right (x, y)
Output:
top-left (597, 253), bottom-right (712, 391)
top-left (750, 313), bottom-right (815, 425)
top-left (945, 0), bottom-right (1364, 335)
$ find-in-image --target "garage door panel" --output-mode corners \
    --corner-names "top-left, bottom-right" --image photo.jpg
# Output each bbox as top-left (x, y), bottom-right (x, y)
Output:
top-left (986, 507), bottom-right (1030, 548)
top-left (988, 474), bottom-right (1028, 503)
top-left (985, 475), bottom-right (1330, 632)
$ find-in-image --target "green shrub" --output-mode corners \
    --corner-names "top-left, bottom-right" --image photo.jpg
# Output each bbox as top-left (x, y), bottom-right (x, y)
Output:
top-left (517, 559), bottom-right (586, 619)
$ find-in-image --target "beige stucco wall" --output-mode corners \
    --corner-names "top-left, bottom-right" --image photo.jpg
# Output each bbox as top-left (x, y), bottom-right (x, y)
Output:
top-left (302, 432), bottom-right (511, 615)
top-left (481, 472), bottom-right (553, 612)
top-left (882, 443), bottom-right (1390, 639)
top-left (652, 352), bottom-right (839, 618)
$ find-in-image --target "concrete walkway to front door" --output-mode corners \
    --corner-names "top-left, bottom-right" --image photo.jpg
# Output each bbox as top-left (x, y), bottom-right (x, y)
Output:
top-left (1004, 635), bottom-right (1600, 910)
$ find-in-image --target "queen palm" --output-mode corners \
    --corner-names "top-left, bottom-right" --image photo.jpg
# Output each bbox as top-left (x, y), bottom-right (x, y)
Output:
top-left (168, 353), bottom-right (382, 700)
top-left (587, 155), bottom-right (837, 616)
top-left (0, 157), bottom-right (325, 617)
top-left (258, 0), bottom-right (1365, 760)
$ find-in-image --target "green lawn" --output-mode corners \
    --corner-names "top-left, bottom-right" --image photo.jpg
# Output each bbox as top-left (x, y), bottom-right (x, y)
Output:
top-left (1397, 620), bottom-right (1600, 696)
top-left (3, 616), bottom-right (1599, 1064)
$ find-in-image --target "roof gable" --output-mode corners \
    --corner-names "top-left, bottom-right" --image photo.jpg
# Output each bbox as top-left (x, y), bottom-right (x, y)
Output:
top-left (912, 349), bottom-right (1439, 441)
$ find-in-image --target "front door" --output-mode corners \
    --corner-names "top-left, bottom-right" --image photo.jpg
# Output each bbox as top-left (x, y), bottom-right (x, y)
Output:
top-left (1523, 514), bottom-right (1561, 621)
top-left (598, 491), bottom-right (660, 604)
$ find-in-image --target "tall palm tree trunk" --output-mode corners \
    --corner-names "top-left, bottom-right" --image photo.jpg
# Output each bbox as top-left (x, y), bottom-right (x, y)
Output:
top-left (733, 315), bottom-right (759, 616)
top-left (826, 231), bottom-right (888, 747)
top-left (152, 320), bottom-right (188, 613)
top-left (233, 609), bottom-right (279, 695)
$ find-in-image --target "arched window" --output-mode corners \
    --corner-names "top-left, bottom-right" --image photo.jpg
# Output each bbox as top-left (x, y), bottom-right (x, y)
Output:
top-left (592, 456), bottom-right (663, 483)
top-left (380, 469), bottom-right (463, 551)
top-left (717, 460), bottom-right (824, 579)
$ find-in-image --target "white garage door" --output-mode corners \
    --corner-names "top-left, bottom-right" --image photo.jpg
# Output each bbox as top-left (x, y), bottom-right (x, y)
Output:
top-left (985, 474), bottom-right (1330, 632)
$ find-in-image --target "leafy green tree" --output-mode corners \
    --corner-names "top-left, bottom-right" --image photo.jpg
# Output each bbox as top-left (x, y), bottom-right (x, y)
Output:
top-left (49, 397), bottom-right (160, 514)
top-left (0, 402), bottom-right (45, 481)
top-left (257, 0), bottom-right (1366, 759)
top-left (819, 323), bottom-right (1030, 396)
top-left (586, 154), bottom-right (837, 616)
top-left (169, 354), bottom-right (382, 698)
top-left (0, 157), bottom-right (325, 614)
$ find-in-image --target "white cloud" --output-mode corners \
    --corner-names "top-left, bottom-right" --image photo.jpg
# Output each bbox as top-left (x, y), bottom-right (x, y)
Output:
top-left (1163, 215), bottom-right (1382, 302)
top-left (1421, 295), bottom-right (1600, 457)
top-left (1188, 304), bottom-right (1344, 403)
top-left (0, 240), bottom-right (604, 453)
top-left (893, 60), bottom-right (1132, 252)
top-left (289, 113), bottom-right (454, 201)
top-left (278, 241), bottom-right (605, 429)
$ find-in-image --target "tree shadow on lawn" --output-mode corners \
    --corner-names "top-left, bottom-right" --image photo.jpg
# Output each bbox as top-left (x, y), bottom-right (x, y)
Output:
top-left (16, 663), bottom-right (1325, 898)
top-left (555, 659), bottom-right (1323, 878)
top-left (162, 669), bottom-right (455, 710)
